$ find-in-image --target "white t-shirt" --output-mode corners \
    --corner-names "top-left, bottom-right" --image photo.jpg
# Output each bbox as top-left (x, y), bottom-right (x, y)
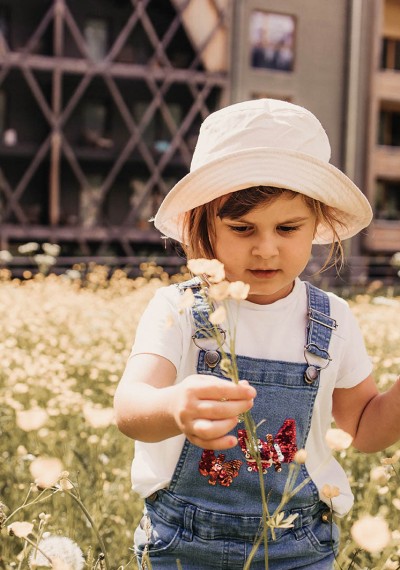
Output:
top-left (129, 278), bottom-right (372, 515)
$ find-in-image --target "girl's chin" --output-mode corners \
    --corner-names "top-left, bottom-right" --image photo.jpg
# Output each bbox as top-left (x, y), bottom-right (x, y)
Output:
top-left (247, 282), bottom-right (294, 303)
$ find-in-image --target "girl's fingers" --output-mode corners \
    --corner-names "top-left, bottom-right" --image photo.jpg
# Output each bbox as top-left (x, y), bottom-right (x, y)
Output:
top-left (189, 434), bottom-right (238, 450)
top-left (196, 398), bottom-right (254, 419)
top-left (190, 417), bottom-right (238, 442)
top-left (192, 376), bottom-right (256, 401)
top-left (188, 418), bottom-right (239, 449)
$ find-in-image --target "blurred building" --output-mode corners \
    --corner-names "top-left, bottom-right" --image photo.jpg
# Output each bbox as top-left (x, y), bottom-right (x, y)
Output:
top-left (0, 0), bottom-right (398, 280)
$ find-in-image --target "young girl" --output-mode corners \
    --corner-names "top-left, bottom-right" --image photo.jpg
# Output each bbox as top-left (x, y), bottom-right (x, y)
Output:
top-left (114, 99), bottom-right (400, 569)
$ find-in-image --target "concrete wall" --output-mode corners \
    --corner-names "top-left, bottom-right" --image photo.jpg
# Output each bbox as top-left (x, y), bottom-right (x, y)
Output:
top-left (231, 0), bottom-right (350, 168)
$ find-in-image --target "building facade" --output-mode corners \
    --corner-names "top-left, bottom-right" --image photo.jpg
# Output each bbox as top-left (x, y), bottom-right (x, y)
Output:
top-left (0, 0), bottom-right (398, 279)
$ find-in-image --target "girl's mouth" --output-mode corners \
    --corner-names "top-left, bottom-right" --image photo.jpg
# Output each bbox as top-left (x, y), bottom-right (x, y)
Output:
top-left (249, 269), bottom-right (278, 279)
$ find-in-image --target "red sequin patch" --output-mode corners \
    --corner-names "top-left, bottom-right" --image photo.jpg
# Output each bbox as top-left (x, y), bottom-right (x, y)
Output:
top-left (199, 450), bottom-right (242, 486)
top-left (238, 418), bottom-right (298, 473)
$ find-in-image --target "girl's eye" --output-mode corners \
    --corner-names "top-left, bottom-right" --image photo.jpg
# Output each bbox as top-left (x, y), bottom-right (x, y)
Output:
top-left (228, 225), bottom-right (252, 233)
top-left (278, 225), bottom-right (300, 233)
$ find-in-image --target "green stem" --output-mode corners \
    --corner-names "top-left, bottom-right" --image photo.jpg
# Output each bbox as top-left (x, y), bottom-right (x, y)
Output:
top-left (4, 489), bottom-right (57, 526)
top-left (66, 491), bottom-right (111, 570)
top-left (24, 535), bottom-right (54, 565)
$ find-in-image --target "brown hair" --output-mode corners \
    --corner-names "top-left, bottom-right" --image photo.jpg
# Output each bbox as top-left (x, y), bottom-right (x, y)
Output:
top-left (181, 186), bottom-right (347, 273)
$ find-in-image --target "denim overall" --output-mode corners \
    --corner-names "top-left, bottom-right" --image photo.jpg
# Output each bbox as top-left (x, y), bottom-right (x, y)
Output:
top-left (135, 280), bottom-right (340, 569)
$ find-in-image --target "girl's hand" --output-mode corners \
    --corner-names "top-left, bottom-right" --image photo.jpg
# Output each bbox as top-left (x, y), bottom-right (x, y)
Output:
top-left (171, 374), bottom-right (256, 449)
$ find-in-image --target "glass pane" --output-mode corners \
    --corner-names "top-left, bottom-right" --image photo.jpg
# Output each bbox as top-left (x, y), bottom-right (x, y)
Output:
top-left (80, 174), bottom-right (103, 228)
top-left (378, 108), bottom-right (400, 146)
top-left (375, 180), bottom-right (400, 220)
top-left (84, 18), bottom-right (108, 61)
top-left (395, 40), bottom-right (400, 70)
top-left (133, 102), bottom-right (156, 147)
top-left (381, 38), bottom-right (388, 69)
top-left (82, 102), bottom-right (107, 137)
top-left (155, 103), bottom-right (182, 152)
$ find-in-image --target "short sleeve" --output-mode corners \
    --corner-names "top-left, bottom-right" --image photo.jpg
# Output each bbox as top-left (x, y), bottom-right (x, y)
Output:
top-left (130, 285), bottom-right (186, 372)
top-left (332, 299), bottom-right (373, 389)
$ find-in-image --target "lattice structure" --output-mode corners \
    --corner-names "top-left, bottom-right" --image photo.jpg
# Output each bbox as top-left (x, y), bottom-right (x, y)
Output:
top-left (0, 0), bottom-right (231, 268)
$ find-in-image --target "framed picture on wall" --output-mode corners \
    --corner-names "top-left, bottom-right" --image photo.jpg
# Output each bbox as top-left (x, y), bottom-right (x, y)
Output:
top-left (249, 11), bottom-right (296, 72)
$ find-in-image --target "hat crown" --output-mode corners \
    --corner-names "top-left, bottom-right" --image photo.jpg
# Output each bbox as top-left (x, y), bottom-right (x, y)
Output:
top-left (191, 99), bottom-right (331, 172)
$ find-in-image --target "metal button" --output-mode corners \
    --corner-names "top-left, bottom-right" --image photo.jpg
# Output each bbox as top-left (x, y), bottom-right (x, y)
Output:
top-left (304, 365), bottom-right (319, 384)
top-left (205, 350), bottom-right (221, 368)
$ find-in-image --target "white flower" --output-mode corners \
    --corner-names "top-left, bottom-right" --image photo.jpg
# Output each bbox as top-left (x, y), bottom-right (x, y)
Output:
top-left (268, 511), bottom-right (298, 529)
top-left (33, 254), bottom-right (57, 267)
top-left (370, 465), bottom-right (391, 485)
top-left (0, 250), bottom-right (12, 263)
top-left (18, 242), bottom-right (39, 254)
top-left (390, 252), bottom-right (400, 268)
top-left (83, 405), bottom-right (114, 429)
top-left (351, 515), bottom-right (391, 553)
top-left (30, 457), bottom-right (64, 489)
top-left (321, 484), bottom-right (340, 499)
top-left (392, 498), bottom-right (400, 511)
top-left (227, 281), bottom-right (250, 300)
top-left (58, 472), bottom-right (74, 491)
top-left (208, 281), bottom-right (230, 301)
top-left (187, 258), bottom-right (225, 283)
top-left (381, 455), bottom-right (399, 465)
top-left (65, 269), bottom-right (81, 280)
top-left (325, 428), bottom-right (353, 451)
top-left (178, 288), bottom-right (195, 310)
top-left (209, 306), bottom-right (227, 325)
top-left (29, 535), bottom-right (85, 570)
top-left (16, 408), bottom-right (48, 431)
top-left (42, 243), bottom-right (61, 257)
top-left (8, 521), bottom-right (34, 538)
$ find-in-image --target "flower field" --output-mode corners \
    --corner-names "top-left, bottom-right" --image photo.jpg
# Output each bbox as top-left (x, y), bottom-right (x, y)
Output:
top-left (0, 265), bottom-right (400, 569)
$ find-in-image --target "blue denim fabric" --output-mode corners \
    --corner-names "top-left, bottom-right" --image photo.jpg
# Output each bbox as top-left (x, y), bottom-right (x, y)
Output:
top-left (134, 282), bottom-right (339, 569)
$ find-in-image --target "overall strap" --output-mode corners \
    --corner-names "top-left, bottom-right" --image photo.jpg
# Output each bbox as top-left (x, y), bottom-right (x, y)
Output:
top-left (177, 277), bottom-right (212, 333)
top-left (177, 278), bottom-right (225, 368)
top-left (304, 282), bottom-right (337, 384)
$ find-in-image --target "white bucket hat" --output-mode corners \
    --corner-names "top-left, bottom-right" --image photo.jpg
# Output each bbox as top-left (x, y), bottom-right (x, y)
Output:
top-left (154, 98), bottom-right (372, 244)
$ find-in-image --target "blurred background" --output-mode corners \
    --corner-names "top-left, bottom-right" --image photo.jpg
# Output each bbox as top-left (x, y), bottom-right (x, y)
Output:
top-left (0, 0), bottom-right (399, 284)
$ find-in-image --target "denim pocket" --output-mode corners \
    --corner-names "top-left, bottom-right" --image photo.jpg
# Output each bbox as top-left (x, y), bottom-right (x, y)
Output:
top-left (302, 515), bottom-right (339, 554)
top-left (134, 509), bottom-right (182, 556)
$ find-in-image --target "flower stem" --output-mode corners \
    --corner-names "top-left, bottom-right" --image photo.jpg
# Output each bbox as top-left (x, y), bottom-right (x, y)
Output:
top-left (66, 491), bottom-right (111, 570)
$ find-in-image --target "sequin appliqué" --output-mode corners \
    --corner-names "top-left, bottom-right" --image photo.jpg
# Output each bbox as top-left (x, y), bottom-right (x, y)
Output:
top-left (238, 418), bottom-right (298, 474)
top-left (199, 450), bottom-right (243, 486)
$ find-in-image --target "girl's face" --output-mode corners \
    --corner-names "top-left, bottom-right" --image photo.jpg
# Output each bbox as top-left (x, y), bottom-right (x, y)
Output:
top-left (214, 193), bottom-right (317, 304)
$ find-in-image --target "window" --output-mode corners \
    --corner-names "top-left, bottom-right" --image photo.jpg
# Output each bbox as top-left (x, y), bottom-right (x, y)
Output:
top-left (249, 11), bottom-right (295, 72)
top-left (0, 91), bottom-right (5, 137)
top-left (80, 174), bottom-right (104, 228)
top-left (379, 107), bottom-right (400, 146)
top-left (375, 179), bottom-right (400, 220)
top-left (81, 101), bottom-right (113, 147)
top-left (381, 38), bottom-right (400, 70)
top-left (132, 102), bottom-right (182, 153)
top-left (0, 6), bottom-right (9, 53)
top-left (84, 18), bottom-right (109, 61)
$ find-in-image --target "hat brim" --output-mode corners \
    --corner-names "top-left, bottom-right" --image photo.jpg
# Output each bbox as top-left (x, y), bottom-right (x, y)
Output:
top-left (154, 147), bottom-right (372, 245)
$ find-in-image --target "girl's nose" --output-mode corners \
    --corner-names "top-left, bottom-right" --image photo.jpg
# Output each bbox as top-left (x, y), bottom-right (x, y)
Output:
top-left (251, 235), bottom-right (279, 258)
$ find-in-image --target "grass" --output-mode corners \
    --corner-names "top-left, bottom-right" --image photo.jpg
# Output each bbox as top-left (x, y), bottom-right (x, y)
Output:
top-left (0, 265), bottom-right (399, 569)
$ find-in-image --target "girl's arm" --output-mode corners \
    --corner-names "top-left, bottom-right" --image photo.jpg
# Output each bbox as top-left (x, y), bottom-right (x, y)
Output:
top-left (114, 353), bottom-right (256, 450)
top-left (332, 374), bottom-right (400, 452)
